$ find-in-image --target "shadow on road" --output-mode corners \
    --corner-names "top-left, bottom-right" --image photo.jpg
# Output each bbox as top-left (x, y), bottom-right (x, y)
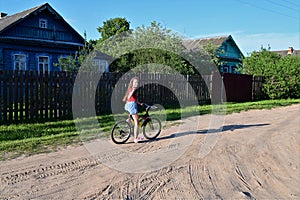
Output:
top-left (153, 123), bottom-right (270, 142)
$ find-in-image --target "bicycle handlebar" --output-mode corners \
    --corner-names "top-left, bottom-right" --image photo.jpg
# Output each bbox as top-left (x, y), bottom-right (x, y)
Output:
top-left (143, 103), bottom-right (157, 111)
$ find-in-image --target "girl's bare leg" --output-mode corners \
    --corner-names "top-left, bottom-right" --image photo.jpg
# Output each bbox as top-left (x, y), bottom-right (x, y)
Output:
top-left (132, 114), bottom-right (139, 139)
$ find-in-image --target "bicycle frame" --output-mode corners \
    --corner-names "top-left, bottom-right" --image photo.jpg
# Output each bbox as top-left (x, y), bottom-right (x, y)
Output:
top-left (128, 104), bottom-right (153, 127)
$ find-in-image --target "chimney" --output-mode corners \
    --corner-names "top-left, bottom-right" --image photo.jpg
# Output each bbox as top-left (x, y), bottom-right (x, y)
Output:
top-left (287, 47), bottom-right (294, 55)
top-left (0, 12), bottom-right (8, 19)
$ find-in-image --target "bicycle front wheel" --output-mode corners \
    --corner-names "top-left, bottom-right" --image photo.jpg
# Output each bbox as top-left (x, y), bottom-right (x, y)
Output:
top-left (143, 117), bottom-right (161, 140)
top-left (111, 120), bottom-right (132, 144)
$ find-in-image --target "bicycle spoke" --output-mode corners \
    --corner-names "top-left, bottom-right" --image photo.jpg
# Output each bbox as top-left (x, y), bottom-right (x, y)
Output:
top-left (143, 118), bottom-right (161, 140)
top-left (111, 121), bottom-right (131, 144)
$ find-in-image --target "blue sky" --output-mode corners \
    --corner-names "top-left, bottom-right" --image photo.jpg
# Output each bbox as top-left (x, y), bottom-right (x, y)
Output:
top-left (1, 0), bottom-right (299, 55)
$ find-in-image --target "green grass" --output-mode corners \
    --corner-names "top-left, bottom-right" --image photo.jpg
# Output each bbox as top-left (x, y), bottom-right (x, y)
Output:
top-left (161, 99), bottom-right (300, 120)
top-left (0, 98), bottom-right (299, 160)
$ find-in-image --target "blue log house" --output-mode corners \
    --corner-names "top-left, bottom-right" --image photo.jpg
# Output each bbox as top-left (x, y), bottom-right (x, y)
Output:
top-left (0, 3), bottom-right (85, 72)
top-left (183, 35), bottom-right (244, 74)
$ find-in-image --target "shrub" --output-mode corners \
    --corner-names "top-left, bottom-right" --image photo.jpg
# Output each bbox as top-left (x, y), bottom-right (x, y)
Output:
top-left (243, 47), bottom-right (300, 99)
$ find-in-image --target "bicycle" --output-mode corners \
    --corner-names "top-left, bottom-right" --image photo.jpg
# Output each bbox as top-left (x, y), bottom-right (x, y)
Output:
top-left (111, 104), bottom-right (162, 144)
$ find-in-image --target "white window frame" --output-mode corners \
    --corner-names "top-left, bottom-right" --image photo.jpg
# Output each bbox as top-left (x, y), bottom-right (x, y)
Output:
top-left (13, 54), bottom-right (27, 70)
top-left (93, 59), bottom-right (108, 72)
top-left (232, 66), bottom-right (237, 73)
top-left (223, 66), bottom-right (229, 73)
top-left (39, 18), bottom-right (48, 29)
top-left (38, 56), bottom-right (50, 73)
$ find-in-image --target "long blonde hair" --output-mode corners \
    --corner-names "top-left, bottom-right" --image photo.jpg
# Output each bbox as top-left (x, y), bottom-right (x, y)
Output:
top-left (123, 77), bottom-right (139, 102)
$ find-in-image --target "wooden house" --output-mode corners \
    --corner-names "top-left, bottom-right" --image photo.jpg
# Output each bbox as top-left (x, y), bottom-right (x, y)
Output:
top-left (183, 35), bottom-right (244, 74)
top-left (0, 3), bottom-right (85, 72)
top-left (271, 47), bottom-right (300, 57)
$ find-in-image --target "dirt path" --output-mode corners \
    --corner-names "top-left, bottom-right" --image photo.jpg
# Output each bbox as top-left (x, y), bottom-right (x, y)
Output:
top-left (0, 104), bottom-right (299, 199)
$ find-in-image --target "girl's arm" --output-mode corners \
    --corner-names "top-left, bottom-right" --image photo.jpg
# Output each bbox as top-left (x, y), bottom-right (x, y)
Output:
top-left (136, 96), bottom-right (143, 106)
top-left (137, 101), bottom-right (143, 106)
top-left (127, 89), bottom-right (135, 100)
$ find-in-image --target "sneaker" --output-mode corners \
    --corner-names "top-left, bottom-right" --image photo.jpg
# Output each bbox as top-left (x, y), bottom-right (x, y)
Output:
top-left (138, 136), bottom-right (144, 141)
top-left (134, 137), bottom-right (144, 143)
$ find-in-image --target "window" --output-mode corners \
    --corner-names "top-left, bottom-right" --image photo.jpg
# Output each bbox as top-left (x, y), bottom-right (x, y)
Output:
top-left (223, 65), bottom-right (229, 73)
top-left (38, 56), bottom-right (50, 72)
top-left (93, 59), bottom-right (108, 72)
top-left (39, 19), bottom-right (48, 28)
top-left (223, 44), bottom-right (228, 51)
top-left (13, 54), bottom-right (26, 70)
top-left (232, 66), bottom-right (237, 73)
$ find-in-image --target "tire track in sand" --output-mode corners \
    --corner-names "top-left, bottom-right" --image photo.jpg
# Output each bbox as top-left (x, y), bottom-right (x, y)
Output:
top-left (0, 156), bottom-right (100, 199)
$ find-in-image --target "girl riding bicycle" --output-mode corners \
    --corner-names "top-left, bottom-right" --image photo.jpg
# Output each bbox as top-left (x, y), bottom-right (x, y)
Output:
top-left (123, 77), bottom-right (144, 143)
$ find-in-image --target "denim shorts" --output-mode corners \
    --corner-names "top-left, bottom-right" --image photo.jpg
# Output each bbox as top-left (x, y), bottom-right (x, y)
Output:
top-left (125, 102), bottom-right (138, 115)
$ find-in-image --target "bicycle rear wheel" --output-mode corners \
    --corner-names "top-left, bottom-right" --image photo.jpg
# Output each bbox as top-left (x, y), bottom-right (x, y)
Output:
top-left (143, 117), bottom-right (161, 140)
top-left (111, 120), bottom-right (132, 144)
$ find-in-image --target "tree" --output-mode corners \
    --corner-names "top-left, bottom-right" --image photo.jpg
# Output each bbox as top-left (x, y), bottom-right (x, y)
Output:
top-left (55, 31), bottom-right (92, 72)
top-left (202, 42), bottom-right (223, 68)
top-left (242, 46), bottom-right (281, 76)
top-left (97, 17), bottom-right (131, 42)
top-left (95, 21), bottom-right (212, 75)
top-left (243, 47), bottom-right (300, 99)
top-left (55, 18), bottom-right (131, 71)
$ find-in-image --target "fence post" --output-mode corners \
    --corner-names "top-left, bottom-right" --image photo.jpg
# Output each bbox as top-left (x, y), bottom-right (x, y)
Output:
top-left (0, 85), bottom-right (3, 123)
top-left (0, 73), bottom-right (1, 122)
top-left (186, 75), bottom-right (189, 102)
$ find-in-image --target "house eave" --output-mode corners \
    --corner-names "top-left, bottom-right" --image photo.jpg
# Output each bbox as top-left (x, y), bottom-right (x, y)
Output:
top-left (0, 36), bottom-right (84, 47)
top-left (216, 55), bottom-right (243, 62)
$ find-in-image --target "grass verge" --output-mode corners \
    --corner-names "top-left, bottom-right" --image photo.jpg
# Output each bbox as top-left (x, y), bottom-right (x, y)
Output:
top-left (0, 98), bottom-right (299, 160)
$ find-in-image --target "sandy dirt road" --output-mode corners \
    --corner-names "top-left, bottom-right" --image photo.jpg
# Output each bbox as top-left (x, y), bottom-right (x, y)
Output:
top-left (0, 104), bottom-right (299, 199)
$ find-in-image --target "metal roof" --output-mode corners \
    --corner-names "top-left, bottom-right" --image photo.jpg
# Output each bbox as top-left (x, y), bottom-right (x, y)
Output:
top-left (0, 4), bottom-right (46, 33)
top-left (182, 35), bottom-right (229, 51)
top-left (0, 3), bottom-right (84, 42)
top-left (271, 49), bottom-right (300, 57)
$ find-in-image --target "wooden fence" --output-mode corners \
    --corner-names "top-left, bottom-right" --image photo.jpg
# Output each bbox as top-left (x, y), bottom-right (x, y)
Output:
top-left (0, 70), bottom-right (75, 123)
top-left (252, 76), bottom-right (265, 100)
top-left (0, 70), bottom-right (264, 124)
top-left (0, 71), bottom-right (212, 124)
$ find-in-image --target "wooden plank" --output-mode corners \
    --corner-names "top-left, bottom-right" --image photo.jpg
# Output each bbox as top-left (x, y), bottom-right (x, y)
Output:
top-left (69, 72), bottom-right (74, 116)
top-left (0, 70), bottom-right (2, 122)
top-left (58, 72), bottom-right (63, 118)
top-left (33, 71), bottom-right (38, 120)
top-left (62, 71), bottom-right (67, 117)
top-left (8, 71), bottom-right (13, 122)
top-left (29, 71), bottom-right (34, 120)
top-left (24, 71), bottom-right (29, 120)
top-left (14, 71), bottom-right (19, 122)
top-left (65, 72), bottom-right (71, 116)
top-left (1, 71), bottom-right (7, 122)
top-left (5, 70), bottom-right (7, 122)
top-left (44, 71), bottom-right (49, 120)
top-left (49, 71), bottom-right (54, 120)
top-left (39, 71), bottom-right (44, 120)
top-left (53, 72), bottom-right (59, 118)
top-left (13, 71), bottom-right (18, 121)
top-left (19, 71), bottom-right (24, 121)
top-left (95, 74), bottom-right (100, 115)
